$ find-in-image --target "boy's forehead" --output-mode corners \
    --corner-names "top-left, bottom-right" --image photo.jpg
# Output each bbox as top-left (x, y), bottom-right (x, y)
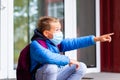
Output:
top-left (50, 22), bottom-right (61, 28)
top-left (50, 21), bottom-right (60, 25)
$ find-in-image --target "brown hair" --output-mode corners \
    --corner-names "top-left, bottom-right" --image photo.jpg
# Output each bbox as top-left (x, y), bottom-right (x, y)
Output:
top-left (37, 16), bottom-right (59, 33)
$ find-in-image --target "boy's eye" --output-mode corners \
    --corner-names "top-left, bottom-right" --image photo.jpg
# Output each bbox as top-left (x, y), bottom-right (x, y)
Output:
top-left (56, 28), bottom-right (61, 31)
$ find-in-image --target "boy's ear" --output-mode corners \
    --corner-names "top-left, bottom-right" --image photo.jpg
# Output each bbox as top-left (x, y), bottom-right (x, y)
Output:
top-left (43, 30), bottom-right (48, 38)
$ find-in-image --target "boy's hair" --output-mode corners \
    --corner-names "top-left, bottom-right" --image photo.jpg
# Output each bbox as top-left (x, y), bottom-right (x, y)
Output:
top-left (37, 16), bottom-right (59, 33)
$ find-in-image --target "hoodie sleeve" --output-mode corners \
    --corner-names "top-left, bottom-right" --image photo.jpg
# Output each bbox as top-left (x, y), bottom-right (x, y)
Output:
top-left (59, 35), bottom-right (96, 52)
top-left (30, 41), bottom-right (70, 66)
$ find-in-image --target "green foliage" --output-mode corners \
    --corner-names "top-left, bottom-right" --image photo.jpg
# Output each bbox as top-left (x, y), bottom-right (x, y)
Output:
top-left (14, 0), bottom-right (29, 65)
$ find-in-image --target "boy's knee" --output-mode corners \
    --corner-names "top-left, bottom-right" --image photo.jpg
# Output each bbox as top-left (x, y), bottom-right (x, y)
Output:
top-left (35, 64), bottom-right (58, 80)
top-left (43, 64), bottom-right (58, 74)
top-left (77, 62), bottom-right (87, 76)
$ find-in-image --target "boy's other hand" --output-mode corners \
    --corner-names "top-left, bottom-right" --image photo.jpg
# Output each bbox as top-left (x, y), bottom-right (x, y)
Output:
top-left (69, 59), bottom-right (80, 70)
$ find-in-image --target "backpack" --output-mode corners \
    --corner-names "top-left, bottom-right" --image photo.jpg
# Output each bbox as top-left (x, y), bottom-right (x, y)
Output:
top-left (16, 40), bottom-right (47, 80)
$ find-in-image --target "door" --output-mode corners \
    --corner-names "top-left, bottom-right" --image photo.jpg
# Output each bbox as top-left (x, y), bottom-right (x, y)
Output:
top-left (100, 0), bottom-right (120, 72)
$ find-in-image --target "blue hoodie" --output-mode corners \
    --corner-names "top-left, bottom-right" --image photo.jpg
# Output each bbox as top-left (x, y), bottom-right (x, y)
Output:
top-left (30, 29), bottom-right (95, 72)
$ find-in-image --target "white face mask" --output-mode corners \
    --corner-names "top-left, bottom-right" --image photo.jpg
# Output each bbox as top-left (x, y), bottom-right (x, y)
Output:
top-left (50, 32), bottom-right (63, 45)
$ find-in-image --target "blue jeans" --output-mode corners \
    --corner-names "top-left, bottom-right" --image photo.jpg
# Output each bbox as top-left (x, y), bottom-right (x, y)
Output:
top-left (35, 62), bottom-right (87, 80)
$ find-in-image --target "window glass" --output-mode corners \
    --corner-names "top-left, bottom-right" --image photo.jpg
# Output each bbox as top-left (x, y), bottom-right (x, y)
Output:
top-left (77, 0), bottom-right (96, 67)
top-left (48, 2), bottom-right (64, 19)
top-left (14, 0), bottom-right (29, 68)
top-left (14, 0), bottom-right (64, 69)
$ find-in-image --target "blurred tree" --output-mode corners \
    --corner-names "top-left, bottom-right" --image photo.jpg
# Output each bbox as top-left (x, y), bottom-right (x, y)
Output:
top-left (14, 0), bottom-right (29, 66)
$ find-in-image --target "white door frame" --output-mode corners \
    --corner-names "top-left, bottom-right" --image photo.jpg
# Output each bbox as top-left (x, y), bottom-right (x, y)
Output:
top-left (0, 0), bottom-right (100, 79)
top-left (0, 0), bottom-right (8, 79)
top-left (0, 0), bottom-right (15, 79)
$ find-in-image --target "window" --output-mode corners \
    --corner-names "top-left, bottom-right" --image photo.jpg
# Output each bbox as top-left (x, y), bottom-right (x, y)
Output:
top-left (14, 0), bottom-right (64, 69)
top-left (77, 0), bottom-right (96, 67)
top-left (48, 2), bottom-right (64, 19)
top-left (14, 0), bottom-right (29, 68)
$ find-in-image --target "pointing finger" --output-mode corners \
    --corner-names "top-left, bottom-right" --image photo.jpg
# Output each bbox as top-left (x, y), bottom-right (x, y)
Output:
top-left (108, 33), bottom-right (114, 36)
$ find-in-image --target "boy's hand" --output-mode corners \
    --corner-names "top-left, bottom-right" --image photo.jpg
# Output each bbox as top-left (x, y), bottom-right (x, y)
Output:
top-left (94, 33), bottom-right (114, 42)
top-left (69, 59), bottom-right (80, 70)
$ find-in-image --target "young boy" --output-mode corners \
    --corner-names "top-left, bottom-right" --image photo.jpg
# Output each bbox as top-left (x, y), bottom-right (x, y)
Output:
top-left (30, 16), bottom-right (114, 80)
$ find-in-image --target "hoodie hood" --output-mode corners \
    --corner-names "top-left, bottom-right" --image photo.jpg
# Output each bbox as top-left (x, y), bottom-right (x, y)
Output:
top-left (31, 29), bottom-right (48, 41)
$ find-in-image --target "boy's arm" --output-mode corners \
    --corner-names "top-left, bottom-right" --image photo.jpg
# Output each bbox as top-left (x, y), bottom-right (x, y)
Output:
top-left (59, 33), bottom-right (114, 52)
top-left (59, 35), bottom-right (96, 52)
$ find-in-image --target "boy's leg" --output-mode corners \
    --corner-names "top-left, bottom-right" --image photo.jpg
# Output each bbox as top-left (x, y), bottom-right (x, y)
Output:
top-left (57, 62), bottom-right (87, 80)
top-left (35, 62), bottom-right (87, 80)
top-left (35, 64), bottom-right (58, 80)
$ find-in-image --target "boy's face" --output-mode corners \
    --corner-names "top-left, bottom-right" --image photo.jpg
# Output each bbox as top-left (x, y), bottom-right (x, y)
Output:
top-left (43, 21), bottom-right (62, 39)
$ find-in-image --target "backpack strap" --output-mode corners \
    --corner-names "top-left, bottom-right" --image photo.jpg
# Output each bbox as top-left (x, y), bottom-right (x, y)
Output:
top-left (37, 40), bottom-right (48, 48)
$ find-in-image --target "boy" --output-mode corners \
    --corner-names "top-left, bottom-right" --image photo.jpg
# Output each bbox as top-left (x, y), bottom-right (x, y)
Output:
top-left (30, 16), bottom-right (114, 80)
